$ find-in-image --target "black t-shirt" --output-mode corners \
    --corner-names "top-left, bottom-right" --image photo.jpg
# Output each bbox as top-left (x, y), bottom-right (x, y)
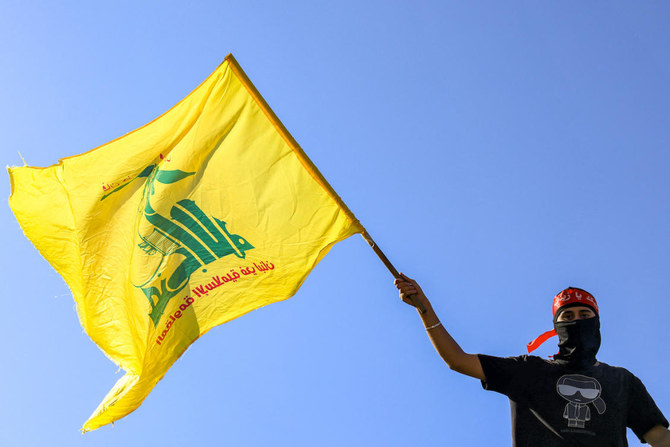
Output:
top-left (478, 354), bottom-right (668, 446)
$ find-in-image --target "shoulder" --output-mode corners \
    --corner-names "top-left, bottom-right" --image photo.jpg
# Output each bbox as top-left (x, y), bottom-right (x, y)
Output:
top-left (478, 354), bottom-right (560, 395)
top-left (594, 361), bottom-right (637, 380)
top-left (503, 354), bottom-right (564, 367)
top-left (595, 360), bottom-right (631, 372)
top-left (591, 361), bottom-right (649, 393)
top-left (478, 353), bottom-right (555, 372)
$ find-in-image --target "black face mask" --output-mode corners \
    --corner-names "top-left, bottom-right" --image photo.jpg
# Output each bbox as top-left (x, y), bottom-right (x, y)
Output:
top-left (553, 316), bottom-right (601, 368)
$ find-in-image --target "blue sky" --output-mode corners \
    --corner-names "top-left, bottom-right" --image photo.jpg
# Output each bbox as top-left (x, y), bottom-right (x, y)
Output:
top-left (1, 2), bottom-right (669, 446)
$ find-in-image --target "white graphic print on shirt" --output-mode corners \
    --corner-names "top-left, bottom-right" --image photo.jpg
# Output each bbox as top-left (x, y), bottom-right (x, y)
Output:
top-left (556, 374), bottom-right (607, 428)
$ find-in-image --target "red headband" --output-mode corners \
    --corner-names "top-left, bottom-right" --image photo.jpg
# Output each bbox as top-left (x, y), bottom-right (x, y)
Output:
top-left (552, 287), bottom-right (598, 317)
top-left (526, 287), bottom-right (598, 353)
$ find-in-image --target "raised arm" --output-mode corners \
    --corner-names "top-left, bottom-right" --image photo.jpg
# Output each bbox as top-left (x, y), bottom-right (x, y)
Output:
top-left (394, 273), bottom-right (484, 380)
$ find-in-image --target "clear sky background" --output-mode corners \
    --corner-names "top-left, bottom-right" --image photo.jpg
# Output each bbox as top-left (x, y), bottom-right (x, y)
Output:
top-left (1, 2), bottom-right (669, 446)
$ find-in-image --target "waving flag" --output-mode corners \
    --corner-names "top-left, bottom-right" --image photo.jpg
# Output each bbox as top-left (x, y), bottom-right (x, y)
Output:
top-left (8, 55), bottom-right (363, 431)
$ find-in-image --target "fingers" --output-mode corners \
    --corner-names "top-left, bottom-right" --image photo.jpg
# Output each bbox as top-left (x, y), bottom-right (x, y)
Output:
top-left (395, 281), bottom-right (416, 293)
top-left (394, 273), bottom-right (419, 292)
top-left (399, 288), bottom-right (418, 300)
top-left (394, 273), bottom-right (415, 287)
top-left (401, 272), bottom-right (425, 296)
top-left (394, 272), bottom-right (430, 311)
top-left (399, 272), bottom-right (413, 282)
top-left (394, 275), bottom-right (419, 305)
top-left (394, 279), bottom-right (416, 295)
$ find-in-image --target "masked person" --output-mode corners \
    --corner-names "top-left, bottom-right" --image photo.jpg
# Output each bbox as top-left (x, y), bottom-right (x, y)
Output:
top-left (394, 274), bottom-right (670, 446)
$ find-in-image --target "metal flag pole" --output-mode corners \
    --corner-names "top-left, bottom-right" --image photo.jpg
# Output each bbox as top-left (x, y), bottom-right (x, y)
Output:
top-left (361, 230), bottom-right (427, 314)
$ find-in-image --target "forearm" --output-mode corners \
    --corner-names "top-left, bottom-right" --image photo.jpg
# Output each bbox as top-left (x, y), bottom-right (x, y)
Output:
top-left (395, 274), bottom-right (484, 380)
top-left (417, 304), bottom-right (484, 380)
top-left (645, 425), bottom-right (670, 447)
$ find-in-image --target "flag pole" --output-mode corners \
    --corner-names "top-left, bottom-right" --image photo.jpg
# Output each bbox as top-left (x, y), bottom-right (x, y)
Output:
top-left (361, 230), bottom-right (427, 314)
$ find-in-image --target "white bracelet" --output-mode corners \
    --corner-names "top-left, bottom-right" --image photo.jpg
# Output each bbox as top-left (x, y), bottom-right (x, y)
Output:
top-left (425, 322), bottom-right (442, 331)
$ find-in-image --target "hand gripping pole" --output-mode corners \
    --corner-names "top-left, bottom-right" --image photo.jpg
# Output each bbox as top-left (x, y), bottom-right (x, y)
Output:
top-left (361, 231), bottom-right (427, 314)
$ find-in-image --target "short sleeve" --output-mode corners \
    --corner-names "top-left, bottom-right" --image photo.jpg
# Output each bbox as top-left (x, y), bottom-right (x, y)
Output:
top-left (626, 374), bottom-right (669, 443)
top-left (478, 354), bottom-right (527, 396)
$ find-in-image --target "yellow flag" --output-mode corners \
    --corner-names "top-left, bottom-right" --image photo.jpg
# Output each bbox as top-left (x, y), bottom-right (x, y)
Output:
top-left (8, 54), bottom-right (363, 431)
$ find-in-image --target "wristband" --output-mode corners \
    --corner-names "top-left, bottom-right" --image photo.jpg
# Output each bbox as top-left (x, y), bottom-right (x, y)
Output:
top-left (425, 322), bottom-right (442, 331)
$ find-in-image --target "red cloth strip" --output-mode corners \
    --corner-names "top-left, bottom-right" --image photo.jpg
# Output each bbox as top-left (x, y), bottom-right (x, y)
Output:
top-left (526, 329), bottom-right (557, 353)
